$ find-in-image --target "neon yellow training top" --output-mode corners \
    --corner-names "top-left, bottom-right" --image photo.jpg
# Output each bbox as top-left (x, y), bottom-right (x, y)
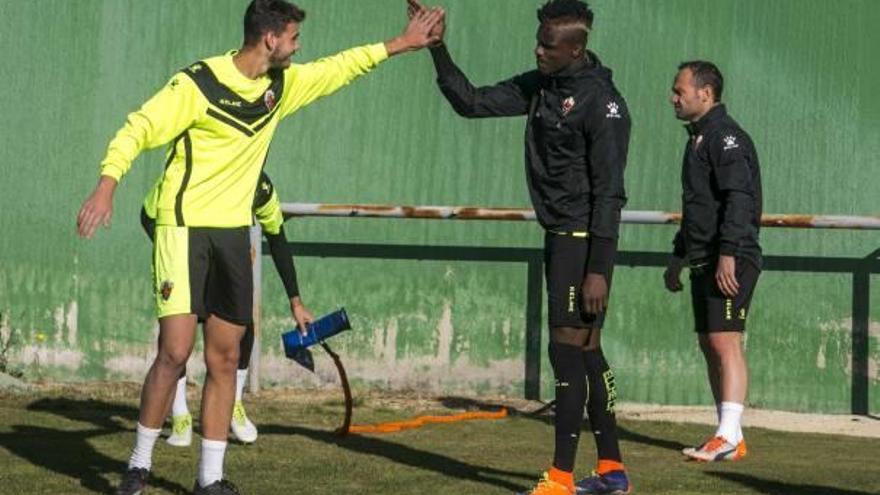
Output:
top-left (101, 43), bottom-right (388, 228)
top-left (143, 171), bottom-right (284, 235)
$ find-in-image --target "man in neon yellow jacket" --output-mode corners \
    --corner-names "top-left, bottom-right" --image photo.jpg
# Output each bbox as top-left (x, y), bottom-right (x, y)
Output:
top-left (76, 1), bottom-right (444, 493)
top-left (142, 172), bottom-right (311, 448)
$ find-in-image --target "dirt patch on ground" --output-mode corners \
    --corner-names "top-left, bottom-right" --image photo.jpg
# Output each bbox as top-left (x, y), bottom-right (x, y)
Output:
top-left (613, 403), bottom-right (880, 439)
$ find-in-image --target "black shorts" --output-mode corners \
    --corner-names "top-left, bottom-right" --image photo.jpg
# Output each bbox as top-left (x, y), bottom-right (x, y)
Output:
top-left (545, 232), bottom-right (612, 329)
top-left (689, 257), bottom-right (760, 333)
top-left (153, 226), bottom-right (253, 326)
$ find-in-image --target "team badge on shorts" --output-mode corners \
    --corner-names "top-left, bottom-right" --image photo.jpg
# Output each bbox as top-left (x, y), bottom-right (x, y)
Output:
top-left (160, 280), bottom-right (174, 301)
top-left (264, 89), bottom-right (276, 111)
top-left (561, 96), bottom-right (576, 116)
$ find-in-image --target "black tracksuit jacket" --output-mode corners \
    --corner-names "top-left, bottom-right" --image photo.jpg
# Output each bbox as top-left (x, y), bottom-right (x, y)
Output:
top-left (429, 45), bottom-right (630, 275)
top-left (673, 104), bottom-right (763, 268)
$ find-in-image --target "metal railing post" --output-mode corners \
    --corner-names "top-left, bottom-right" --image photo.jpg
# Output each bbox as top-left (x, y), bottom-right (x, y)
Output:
top-left (249, 224), bottom-right (263, 393)
top-left (524, 254), bottom-right (544, 401)
top-left (850, 248), bottom-right (879, 415)
top-left (851, 269), bottom-right (869, 415)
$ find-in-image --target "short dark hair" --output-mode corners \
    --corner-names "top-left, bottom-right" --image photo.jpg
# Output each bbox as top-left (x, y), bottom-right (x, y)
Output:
top-left (678, 60), bottom-right (724, 102)
top-left (537, 0), bottom-right (594, 28)
top-left (243, 0), bottom-right (306, 46)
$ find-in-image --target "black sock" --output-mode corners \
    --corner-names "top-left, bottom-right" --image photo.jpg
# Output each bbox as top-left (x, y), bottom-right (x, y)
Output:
top-left (238, 325), bottom-right (255, 370)
top-left (549, 341), bottom-right (587, 472)
top-left (583, 348), bottom-right (622, 463)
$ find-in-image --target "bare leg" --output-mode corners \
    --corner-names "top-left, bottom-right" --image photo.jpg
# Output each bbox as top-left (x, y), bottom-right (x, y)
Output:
top-left (705, 332), bottom-right (747, 404)
top-left (201, 315), bottom-right (245, 440)
top-left (139, 314), bottom-right (198, 428)
top-left (706, 331), bottom-right (747, 446)
top-left (698, 334), bottom-right (722, 417)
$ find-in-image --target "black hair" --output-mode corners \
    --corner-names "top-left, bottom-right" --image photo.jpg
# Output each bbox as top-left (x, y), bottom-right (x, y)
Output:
top-left (537, 0), bottom-right (594, 28)
top-left (678, 60), bottom-right (724, 102)
top-left (243, 0), bottom-right (306, 46)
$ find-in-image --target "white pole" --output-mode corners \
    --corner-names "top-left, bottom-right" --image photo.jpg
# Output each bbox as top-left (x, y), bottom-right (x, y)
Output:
top-left (249, 224), bottom-right (262, 393)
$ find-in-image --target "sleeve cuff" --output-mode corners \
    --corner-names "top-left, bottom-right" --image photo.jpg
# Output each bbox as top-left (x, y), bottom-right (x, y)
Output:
top-left (99, 163), bottom-right (124, 182)
top-left (673, 242), bottom-right (686, 258)
top-left (587, 236), bottom-right (617, 275)
top-left (260, 224), bottom-right (281, 236)
top-left (719, 241), bottom-right (738, 256)
top-left (369, 43), bottom-right (389, 63)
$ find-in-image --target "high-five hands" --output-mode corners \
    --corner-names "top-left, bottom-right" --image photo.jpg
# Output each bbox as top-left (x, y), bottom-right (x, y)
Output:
top-left (407, 0), bottom-right (446, 46)
top-left (386, 3), bottom-right (445, 55)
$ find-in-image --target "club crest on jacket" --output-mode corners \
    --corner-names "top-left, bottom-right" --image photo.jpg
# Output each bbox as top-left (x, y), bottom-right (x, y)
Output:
top-left (264, 89), bottom-right (277, 111)
top-left (561, 96), bottom-right (576, 116)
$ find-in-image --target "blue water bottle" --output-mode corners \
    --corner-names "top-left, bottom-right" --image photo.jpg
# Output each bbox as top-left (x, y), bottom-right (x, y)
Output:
top-left (282, 308), bottom-right (351, 359)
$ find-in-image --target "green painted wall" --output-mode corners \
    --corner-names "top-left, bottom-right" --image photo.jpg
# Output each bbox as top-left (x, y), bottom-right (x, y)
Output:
top-left (0, 0), bottom-right (877, 413)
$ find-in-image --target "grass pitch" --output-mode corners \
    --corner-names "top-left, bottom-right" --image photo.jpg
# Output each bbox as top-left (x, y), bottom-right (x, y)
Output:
top-left (0, 384), bottom-right (877, 494)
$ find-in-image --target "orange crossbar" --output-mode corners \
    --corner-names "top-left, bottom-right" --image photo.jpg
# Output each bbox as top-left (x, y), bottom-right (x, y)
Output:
top-left (349, 408), bottom-right (508, 434)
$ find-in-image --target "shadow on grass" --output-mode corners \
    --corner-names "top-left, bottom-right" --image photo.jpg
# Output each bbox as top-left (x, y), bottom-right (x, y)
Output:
top-left (439, 396), bottom-right (690, 452)
top-left (706, 471), bottom-right (877, 495)
top-left (616, 425), bottom-right (689, 452)
top-left (0, 397), bottom-right (189, 494)
top-left (27, 397), bottom-right (138, 431)
top-left (261, 423), bottom-right (533, 492)
top-left (18, 397), bottom-right (532, 492)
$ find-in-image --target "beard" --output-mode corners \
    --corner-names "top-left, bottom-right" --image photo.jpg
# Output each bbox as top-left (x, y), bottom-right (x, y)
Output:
top-left (268, 51), bottom-right (293, 69)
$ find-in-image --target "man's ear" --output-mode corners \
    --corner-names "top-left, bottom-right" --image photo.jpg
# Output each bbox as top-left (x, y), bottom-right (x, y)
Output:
top-left (699, 86), bottom-right (713, 104)
top-left (263, 32), bottom-right (275, 52)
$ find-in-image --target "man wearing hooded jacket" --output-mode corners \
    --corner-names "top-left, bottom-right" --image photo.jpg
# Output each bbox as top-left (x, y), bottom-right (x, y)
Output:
top-left (410, 1), bottom-right (631, 493)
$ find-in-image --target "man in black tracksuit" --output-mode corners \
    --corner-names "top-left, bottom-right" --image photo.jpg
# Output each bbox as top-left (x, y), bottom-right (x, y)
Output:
top-left (410, 1), bottom-right (630, 493)
top-left (664, 61), bottom-right (762, 463)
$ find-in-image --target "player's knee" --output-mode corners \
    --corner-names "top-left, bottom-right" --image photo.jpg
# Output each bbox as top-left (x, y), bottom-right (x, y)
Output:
top-left (155, 346), bottom-right (190, 371)
top-left (205, 346), bottom-right (240, 373)
top-left (706, 332), bottom-right (743, 355)
top-left (582, 337), bottom-right (601, 352)
top-left (550, 326), bottom-right (590, 347)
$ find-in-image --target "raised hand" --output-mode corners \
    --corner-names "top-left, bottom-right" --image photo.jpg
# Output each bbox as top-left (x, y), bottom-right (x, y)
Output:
top-left (407, 0), bottom-right (446, 45)
top-left (407, 0), bottom-right (421, 18)
top-left (386, 4), bottom-right (445, 55)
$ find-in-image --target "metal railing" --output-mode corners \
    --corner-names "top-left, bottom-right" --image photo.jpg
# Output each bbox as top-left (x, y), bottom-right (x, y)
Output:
top-left (280, 203), bottom-right (880, 229)
top-left (249, 204), bottom-right (879, 414)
